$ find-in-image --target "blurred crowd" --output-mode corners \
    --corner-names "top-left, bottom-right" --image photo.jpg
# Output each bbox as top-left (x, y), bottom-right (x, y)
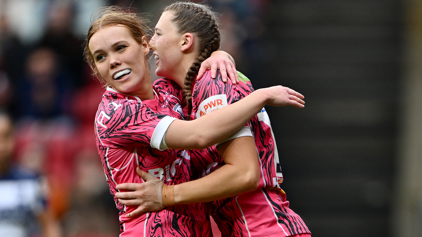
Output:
top-left (0, 0), bottom-right (268, 236)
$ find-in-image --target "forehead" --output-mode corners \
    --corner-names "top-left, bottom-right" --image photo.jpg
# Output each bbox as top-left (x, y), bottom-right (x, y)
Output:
top-left (155, 11), bottom-right (176, 31)
top-left (89, 25), bottom-right (133, 51)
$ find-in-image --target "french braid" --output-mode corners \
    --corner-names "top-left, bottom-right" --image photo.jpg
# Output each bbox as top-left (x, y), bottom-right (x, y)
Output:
top-left (165, 2), bottom-right (220, 118)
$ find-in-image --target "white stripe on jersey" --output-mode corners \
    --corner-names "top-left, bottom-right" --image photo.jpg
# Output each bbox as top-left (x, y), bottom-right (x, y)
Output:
top-left (260, 188), bottom-right (288, 236)
top-left (235, 196), bottom-right (252, 237)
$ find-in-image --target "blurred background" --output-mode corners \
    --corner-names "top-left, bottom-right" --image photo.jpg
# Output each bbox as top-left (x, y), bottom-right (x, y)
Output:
top-left (0, 0), bottom-right (420, 236)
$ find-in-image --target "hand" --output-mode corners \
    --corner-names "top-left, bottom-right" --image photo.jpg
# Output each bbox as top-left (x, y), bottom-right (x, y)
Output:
top-left (115, 168), bottom-right (167, 217)
top-left (262, 86), bottom-right (305, 108)
top-left (197, 50), bottom-right (239, 84)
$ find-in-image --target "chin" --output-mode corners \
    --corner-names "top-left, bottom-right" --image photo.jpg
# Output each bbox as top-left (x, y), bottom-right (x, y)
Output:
top-left (155, 68), bottom-right (165, 78)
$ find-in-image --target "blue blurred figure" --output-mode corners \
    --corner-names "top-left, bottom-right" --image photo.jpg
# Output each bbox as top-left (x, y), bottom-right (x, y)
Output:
top-left (0, 110), bottom-right (61, 237)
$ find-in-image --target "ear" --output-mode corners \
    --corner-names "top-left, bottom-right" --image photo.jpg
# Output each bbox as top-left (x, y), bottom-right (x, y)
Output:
top-left (181, 33), bottom-right (194, 52)
top-left (141, 36), bottom-right (150, 56)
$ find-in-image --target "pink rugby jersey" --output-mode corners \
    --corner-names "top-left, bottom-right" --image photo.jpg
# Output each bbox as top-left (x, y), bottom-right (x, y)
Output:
top-left (95, 79), bottom-right (211, 237)
top-left (188, 71), bottom-right (311, 237)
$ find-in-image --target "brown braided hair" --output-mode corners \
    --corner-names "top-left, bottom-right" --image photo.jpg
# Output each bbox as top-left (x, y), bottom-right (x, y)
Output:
top-left (164, 2), bottom-right (220, 118)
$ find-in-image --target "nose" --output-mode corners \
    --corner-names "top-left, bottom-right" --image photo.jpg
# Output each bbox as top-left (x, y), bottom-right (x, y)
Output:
top-left (149, 36), bottom-right (156, 50)
top-left (110, 57), bottom-right (121, 69)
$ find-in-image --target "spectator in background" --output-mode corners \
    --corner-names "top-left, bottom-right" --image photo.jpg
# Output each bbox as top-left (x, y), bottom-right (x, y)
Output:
top-left (15, 46), bottom-right (74, 120)
top-left (0, 48), bottom-right (12, 112)
top-left (0, 110), bottom-right (62, 237)
top-left (38, 1), bottom-right (86, 88)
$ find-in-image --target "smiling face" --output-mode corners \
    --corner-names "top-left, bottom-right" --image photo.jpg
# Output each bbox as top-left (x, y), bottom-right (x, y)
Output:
top-left (149, 11), bottom-right (185, 81)
top-left (88, 25), bottom-right (153, 99)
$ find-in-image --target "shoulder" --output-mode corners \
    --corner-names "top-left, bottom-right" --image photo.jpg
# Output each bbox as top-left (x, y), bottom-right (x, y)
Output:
top-left (153, 78), bottom-right (182, 96)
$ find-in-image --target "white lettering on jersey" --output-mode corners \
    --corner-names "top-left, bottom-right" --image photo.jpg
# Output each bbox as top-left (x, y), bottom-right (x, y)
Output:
top-left (149, 168), bottom-right (164, 180)
top-left (97, 111), bottom-right (111, 128)
top-left (148, 152), bottom-right (190, 181)
top-left (111, 102), bottom-right (122, 111)
top-left (196, 94), bottom-right (228, 118)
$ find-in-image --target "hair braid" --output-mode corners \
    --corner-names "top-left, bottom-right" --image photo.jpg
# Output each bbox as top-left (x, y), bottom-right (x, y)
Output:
top-left (165, 2), bottom-right (220, 118)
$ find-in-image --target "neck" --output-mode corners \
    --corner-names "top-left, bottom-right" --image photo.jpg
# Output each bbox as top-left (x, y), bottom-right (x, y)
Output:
top-left (172, 52), bottom-right (198, 88)
top-left (135, 73), bottom-right (155, 100)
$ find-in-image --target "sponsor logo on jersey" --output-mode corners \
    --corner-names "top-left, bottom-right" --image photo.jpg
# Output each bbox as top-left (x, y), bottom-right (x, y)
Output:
top-left (195, 94), bottom-right (228, 118)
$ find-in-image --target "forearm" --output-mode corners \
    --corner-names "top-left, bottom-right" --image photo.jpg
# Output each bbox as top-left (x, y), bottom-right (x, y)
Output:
top-left (173, 137), bottom-right (260, 204)
top-left (174, 165), bottom-right (253, 204)
top-left (165, 89), bottom-right (269, 149)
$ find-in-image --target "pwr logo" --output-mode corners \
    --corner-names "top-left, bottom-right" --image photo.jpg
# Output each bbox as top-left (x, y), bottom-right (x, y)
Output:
top-left (195, 94), bottom-right (228, 118)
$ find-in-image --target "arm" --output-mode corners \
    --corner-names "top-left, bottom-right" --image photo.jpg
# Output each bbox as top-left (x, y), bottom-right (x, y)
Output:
top-left (116, 136), bottom-right (260, 216)
top-left (164, 85), bottom-right (304, 150)
top-left (174, 136), bottom-right (260, 204)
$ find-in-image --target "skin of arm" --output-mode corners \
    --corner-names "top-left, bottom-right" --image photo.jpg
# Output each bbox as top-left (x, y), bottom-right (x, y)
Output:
top-left (173, 136), bottom-right (260, 204)
top-left (164, 85), bottom-right (304, 150)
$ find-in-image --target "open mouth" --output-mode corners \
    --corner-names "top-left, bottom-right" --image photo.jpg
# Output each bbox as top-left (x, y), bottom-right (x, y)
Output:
top-left (113, 69), bottom-right (131, 80)
top-left (153, 53), bottom-right (159, 65)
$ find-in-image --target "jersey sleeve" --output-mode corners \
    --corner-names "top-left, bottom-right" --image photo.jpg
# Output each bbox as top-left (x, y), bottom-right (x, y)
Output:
top-left (95, 94), bottom-right (176, 150)
top-left (191, 71), bottom-right (255, 142)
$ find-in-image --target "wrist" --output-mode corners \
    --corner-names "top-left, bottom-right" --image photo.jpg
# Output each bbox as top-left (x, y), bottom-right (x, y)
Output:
top-left (254, 88), bottom-right (270, 107)
top-left (162, 184), bottom-right (175, 207)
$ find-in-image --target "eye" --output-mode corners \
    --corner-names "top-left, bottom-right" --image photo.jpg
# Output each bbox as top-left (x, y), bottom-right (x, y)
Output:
top-left (95, 54), bottom-right (105, 62)
top-left (116, 44), bottom-right (127, 51)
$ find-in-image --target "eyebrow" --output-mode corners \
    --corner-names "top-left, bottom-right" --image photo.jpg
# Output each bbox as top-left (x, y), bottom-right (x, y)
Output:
top-left (92, 40), bottom-right (128, 56)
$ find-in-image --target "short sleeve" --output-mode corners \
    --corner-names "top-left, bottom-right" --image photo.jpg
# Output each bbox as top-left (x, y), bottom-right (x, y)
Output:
top-left (95, 93), bottom-right (176, 148)
top-left (151, 116), bottom-right (177, 150)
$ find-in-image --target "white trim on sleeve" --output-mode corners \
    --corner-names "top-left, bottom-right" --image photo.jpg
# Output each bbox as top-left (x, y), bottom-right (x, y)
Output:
top-left (216, 126), bottom-right (253, 147)
top-left (151, 116), bottom-right (177, 150)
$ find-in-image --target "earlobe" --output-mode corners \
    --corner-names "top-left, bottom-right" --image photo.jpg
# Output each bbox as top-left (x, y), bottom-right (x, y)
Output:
top-left (181, 33), bottom-right (194, 52)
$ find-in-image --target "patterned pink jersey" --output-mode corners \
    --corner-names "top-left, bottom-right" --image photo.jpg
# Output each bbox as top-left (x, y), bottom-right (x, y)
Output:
top-left (188, 71), bottom-right (311, 236)
top-left (95, 79), bottom-right (211, 237)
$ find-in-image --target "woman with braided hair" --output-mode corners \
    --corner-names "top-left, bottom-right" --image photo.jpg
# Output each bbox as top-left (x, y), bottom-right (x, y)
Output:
top-left (85, 4), bottom-right (305, 237)
top-left (116, 2), bottom-right (311, 237)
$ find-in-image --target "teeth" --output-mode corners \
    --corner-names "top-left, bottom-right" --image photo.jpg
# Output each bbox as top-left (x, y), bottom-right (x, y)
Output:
top-left (114, 69), bottom-right (131, 80)
top-left (154, 55), bottom-right (159, 60)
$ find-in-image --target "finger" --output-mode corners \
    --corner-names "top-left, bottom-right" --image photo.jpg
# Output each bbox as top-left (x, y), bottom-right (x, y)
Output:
top-left (210, 63), bottom-right (218, 79)
top-left (116, 183), bottom-right (139, 191)
top-left (126, 206), bottom-right (146, 218)
top-left (197, 62), bottom-right (209, 80)
top-left (115, 191), bottom-right (138, 199)
top-left (119, 198), bottom-right (143, 206)
top-left (228, 63), bottom-right (238, 84)
top-left (291, 102), bottom-right (305, 108)
top-left (219, 62), bottom-right (228, 82)
top-left (137, 167), bottom-right (157, 182)
top-left (287, 88), bottom-right (304, 99)
top-left (289, 94), bottom-right (305, 104)
top-left (288, 96), bottom-right (305, 107)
